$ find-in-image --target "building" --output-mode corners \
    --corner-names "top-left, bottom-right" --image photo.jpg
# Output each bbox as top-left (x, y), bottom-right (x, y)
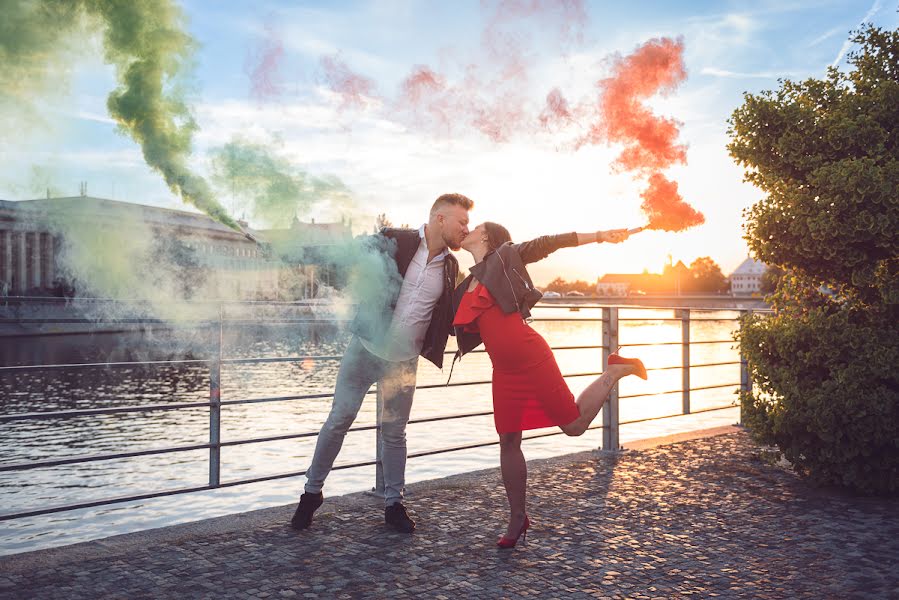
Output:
top-left (0, 195), bottom-right (278, 299)
top-left (258, 215), bottom-right (354, 298)
top-left (595, 281), bottom-right (630, 296)
top-left (729, 257), bottom-right (767, 296)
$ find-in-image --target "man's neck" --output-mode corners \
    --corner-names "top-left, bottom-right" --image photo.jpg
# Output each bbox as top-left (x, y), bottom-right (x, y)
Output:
top-left (423, 224), bottom-right (446, 261)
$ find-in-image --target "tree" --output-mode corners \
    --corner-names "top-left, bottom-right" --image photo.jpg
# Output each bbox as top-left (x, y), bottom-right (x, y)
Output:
top-left (543, 277), bottom-right (594, 295)
top-left (728, 25), bottom-right (899, 495)
top-left (687, 257), bottom-right (728, 293)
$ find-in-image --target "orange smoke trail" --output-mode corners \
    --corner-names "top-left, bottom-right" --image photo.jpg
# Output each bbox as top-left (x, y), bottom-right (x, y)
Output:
top-left (582, 37), bottom-right (704, 232)
top-left (640, 174), bottom-right (704, 231)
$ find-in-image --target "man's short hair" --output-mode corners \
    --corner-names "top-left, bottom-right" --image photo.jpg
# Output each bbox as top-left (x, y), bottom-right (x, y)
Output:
top-left (430, 193), bottom-right (474, 216)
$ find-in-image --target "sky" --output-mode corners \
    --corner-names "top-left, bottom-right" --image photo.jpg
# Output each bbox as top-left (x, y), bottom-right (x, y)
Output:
top-left (2, 0), bottom-right (896, 286)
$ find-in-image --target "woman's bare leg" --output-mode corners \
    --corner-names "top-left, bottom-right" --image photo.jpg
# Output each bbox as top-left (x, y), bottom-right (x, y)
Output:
top-left (499, 432), bottom-right (527, 539)
top-left (560, 364), bottom-right (637, 436)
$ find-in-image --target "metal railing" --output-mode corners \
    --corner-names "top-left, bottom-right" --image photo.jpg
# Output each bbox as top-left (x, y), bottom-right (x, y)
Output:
top-left (0, 304), bottom-right (756, 521)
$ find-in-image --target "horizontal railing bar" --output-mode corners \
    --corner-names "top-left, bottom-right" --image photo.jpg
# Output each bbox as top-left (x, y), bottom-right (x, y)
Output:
top-left (0, 359), bottom-right (212, 373)
top-left (222, 355), bottom-right (343, 365)
top-left (619, 382), bottom-right (739, 400)
top-left (0, 401), bottom-right (213, 422)
top-left (617, 317), bottom-right (739, 323)
top-left (220, 390), bottom-right (374, 406)
top-left (529, 318), bottom-right (606, 322)
top-left (618, 403), bottom-right (737, 427)
top-left (0, 442), bottom-right (213, 472)
top-left (647, 361), bottom-right (741, 372)
top-left (618, 340), bottom-right (734, 348)
top-left (441, 344), bottom-right (606, 356)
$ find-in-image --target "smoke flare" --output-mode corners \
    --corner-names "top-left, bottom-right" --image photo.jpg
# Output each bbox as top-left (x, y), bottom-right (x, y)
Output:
top-left (3, 0), bottom-right (240, 231)
top-left (580, 37), bottom-right (703, 232)
top-left (640, 173), bottom-right (704, 231)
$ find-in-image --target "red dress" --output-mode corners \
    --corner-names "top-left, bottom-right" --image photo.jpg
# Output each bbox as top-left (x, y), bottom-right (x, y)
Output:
top-left (453, 283), bottom-right (580, 434)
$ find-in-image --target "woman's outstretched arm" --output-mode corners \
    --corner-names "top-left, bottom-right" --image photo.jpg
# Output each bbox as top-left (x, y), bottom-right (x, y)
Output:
top-left (516, 229), bottom-right (631, 264)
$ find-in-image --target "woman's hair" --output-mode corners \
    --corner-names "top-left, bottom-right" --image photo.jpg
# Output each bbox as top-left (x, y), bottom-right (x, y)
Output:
top-left (483, 222), bottom-right (512, 251)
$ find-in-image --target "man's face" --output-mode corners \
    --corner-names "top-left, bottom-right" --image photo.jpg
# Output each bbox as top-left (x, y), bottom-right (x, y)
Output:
top-left (438, 205), bottom-right (470, 251)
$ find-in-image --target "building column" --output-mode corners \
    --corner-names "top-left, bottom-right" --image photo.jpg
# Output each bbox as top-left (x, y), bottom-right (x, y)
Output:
top-left (1, 230), bottom-right (10, 289)
top-left (31, 231), bottom-right (42, 290)
top-left (42, 233), bottom-right (55, 288)
top-left (16, 232), bottom-right (27, 295)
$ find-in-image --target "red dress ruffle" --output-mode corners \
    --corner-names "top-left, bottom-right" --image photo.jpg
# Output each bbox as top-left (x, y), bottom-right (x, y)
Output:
top-left (453, 283), bottom-right (579, 434)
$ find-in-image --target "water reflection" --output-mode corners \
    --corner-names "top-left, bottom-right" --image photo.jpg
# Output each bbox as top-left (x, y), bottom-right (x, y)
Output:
top-left (0, 307), bottom-right (742, 554)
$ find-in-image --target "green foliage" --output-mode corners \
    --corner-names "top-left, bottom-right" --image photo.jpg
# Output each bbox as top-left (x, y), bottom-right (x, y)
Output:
top-left (729, 25), bottom-right (899, 495)
top-left (686, 257), bottom-right (729, 293)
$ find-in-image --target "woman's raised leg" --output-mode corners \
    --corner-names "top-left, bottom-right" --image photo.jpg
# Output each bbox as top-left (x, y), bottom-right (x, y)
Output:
top-left (499, 431), bottom-right (527, 539)
top-left (560, 363), bottom-right (638, 436)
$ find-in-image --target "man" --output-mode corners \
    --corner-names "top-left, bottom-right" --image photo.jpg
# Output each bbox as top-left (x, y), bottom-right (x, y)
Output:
top-left (291, 193), bottom-right (473, 533)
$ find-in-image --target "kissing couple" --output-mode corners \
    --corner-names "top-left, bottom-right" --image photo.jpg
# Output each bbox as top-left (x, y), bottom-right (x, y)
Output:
top-left (291, 193), bottom-right (646, 548)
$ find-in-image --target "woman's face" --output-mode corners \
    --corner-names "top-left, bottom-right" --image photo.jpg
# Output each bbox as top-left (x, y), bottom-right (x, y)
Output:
top-left (460, 223), bottom-right (488, 253)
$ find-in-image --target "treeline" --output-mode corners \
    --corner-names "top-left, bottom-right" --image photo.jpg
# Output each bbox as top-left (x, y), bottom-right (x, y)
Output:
top-left (542, 256), bottom-right (729, 295)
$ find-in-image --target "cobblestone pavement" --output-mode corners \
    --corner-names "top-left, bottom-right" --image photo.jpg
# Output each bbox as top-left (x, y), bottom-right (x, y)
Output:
top-left (2, 430), bottom-right (898, 599)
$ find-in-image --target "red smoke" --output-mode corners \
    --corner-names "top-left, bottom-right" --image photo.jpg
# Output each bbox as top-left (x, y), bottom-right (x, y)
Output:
top-left (539, 88), bottom-right (573, 130)
top-left (245, 23), bottom-right (285, 102)
top-left (640, 174), bottom-right (704, 231)
top-left (320, 54), bottom-right (377, 110)
top-left (579, 37), bottom-right (703, 232)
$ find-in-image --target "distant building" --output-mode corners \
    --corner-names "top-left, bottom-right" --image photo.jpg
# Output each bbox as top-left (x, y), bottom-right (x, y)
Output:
top-left (595, 281), bottom-right (630, 296)
top-left (0, 195), bottom-right (278, 299)
top-left (597, 258), bottom-right (691, 295)
top-left (729, 257), bottom-right (767, 296)
top-left (257, 216), bottom-right (353, 298)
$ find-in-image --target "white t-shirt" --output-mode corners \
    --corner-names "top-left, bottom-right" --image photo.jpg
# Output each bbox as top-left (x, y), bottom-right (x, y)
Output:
top-left (361, 224), bottom-right (447, 362)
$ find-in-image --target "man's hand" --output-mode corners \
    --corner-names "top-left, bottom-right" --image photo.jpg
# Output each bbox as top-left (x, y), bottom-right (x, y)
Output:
top-left (596, 229), bottom-right (630, 244)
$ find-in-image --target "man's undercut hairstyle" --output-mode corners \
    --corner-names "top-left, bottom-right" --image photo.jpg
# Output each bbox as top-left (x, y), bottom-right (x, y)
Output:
top-left (430, 193), bottom-right (474, 217)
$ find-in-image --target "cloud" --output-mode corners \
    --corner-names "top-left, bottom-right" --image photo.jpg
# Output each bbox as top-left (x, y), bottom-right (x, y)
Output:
top-left (830, 0), bottom-right (883, 68)
top-left (700, 67), bottom-right (795, 79)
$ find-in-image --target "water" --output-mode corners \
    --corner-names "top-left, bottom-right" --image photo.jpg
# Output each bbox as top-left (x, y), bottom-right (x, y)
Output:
top-left (0, 305), bottom-right (742, 555)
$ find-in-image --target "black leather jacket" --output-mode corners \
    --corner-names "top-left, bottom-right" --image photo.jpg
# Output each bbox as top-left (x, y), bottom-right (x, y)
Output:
top-left (451, 232), bottom-right (578, 362)
top-left (348, 227), bottom-right (458, 369)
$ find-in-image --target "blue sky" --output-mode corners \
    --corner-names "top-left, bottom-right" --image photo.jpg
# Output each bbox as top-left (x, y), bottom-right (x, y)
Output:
top-left (2, 0), bottom-right (896, 283)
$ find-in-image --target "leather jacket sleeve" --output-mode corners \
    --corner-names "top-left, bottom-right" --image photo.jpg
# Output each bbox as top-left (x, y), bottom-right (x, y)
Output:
top-left (512, 232), bottom-right (579, 265)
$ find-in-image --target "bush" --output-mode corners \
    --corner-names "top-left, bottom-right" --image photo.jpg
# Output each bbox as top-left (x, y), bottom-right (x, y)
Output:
top-left (729, 25), bottom-right (899, 495)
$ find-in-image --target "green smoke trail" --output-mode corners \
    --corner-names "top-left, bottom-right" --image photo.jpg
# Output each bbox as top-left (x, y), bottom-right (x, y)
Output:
top-left (210, 137), bottom-right (354, 228)
top-left (1, 0), bottom-right (239, 231)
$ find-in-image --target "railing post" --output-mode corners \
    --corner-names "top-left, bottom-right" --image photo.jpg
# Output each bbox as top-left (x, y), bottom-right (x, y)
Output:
top-left (601, 307), bottom-right (620, 451)
top-left (208, 304), bottom-right (222, 487)
top-left (739, 310), bottom-right (751, 425)
top-left (373, 380), bottom-right (385, 496)
top-left (678, 308), bottom-right (691, 415)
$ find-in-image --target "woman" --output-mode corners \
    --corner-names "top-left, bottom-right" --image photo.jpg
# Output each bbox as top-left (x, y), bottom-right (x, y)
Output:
top-left (451, 223), bottom-right (647, 549)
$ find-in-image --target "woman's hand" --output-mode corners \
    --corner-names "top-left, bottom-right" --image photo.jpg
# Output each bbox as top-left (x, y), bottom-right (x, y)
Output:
top-left (596, 229), bottom-right (630, 244)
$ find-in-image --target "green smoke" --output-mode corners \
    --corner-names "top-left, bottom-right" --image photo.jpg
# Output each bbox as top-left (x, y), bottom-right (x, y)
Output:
top-left (1, 0), bottom-right (239, 230)
top-left (210, 137), bottom-right (354, 228)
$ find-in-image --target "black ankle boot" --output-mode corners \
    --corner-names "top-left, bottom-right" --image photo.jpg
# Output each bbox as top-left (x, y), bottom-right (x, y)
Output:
top-left (290, 492), bottom-right (323, 530)
top-left (384, 503), bottom-right (416, 533)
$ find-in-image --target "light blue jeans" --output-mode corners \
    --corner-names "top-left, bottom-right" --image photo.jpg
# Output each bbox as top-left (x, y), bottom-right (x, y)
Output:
top-left (304, 336), bottom-right (418, 507)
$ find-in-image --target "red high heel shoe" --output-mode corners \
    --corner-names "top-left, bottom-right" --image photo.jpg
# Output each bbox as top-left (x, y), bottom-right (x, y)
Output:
top-left (497, 515), bottom-right (530, 549)
top-left (608, 352), bottom-right (648, 380)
